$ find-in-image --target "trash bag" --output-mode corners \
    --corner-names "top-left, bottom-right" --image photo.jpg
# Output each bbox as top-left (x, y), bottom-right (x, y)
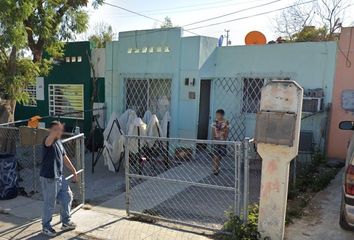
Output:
top-left (0, 154), bottom-right (17, 200)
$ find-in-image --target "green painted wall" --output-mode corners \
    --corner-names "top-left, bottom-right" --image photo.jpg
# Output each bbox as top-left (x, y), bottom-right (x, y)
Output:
top-left (15, 42), bottom-right (104, 136)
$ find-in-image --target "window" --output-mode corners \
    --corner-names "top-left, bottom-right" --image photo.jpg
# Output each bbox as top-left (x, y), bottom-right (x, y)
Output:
top-left (124, 78), bottom-right (172, 119)
top-left (242, 78), bottom-right (265, 113)
top-left (71, 56), bottom-right (76, 62)
top-left (77, 56), bottom-right (82, 62)
top-left (65, 57), bottom-right (70, 63)
top-left (142, 47), bottom-right (148, 53)
top-left (24, 85), bottom-right (37, 107)
top-left (164, 46), bottom-right (170, 53)
top-left (148, 47), bottom-right (154, 53)
top-left (49, 84), bottom-right (84, 119)
top-left (156, 46), bottom-right (162, 52)
top-left (127, 48), bottom-right (133, 54)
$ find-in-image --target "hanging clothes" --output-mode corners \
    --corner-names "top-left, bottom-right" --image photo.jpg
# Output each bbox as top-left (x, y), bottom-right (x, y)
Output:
top-left (146, 114), bottom-right (162, 148)
top-left (161, 111), bottom-right (171, 138)
top-left (127, 118), bottom-right (147, 154)
top-left (143, 110), bottom-right (153, 126)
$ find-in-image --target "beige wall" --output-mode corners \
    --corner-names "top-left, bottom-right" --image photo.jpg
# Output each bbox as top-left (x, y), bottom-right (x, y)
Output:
top-left (328, 27), bottom-right (354, 160)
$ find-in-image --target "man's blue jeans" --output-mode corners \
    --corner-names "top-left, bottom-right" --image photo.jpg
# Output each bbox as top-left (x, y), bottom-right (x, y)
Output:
top-left (40, 176), bottom-right (73, 229)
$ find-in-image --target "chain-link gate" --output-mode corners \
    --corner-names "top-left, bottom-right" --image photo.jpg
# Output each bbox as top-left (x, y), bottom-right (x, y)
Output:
top-left (0, 125), bottom-right (85, 210)
top-left (124, 135), bottom-right (253, 231)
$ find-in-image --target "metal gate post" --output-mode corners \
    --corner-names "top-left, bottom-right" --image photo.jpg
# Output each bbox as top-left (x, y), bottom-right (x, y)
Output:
top-left (243, 138), bottom-right (250, 223)
top-left (80, 136), bottom-right (86, 204)
top-left (235, 142), bottom-right (241, 216)
top-left (125, 137), bottom-right (130, 216)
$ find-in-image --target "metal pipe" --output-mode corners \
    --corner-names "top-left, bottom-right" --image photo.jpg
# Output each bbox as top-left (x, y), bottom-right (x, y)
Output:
top-left (125, 137), bottom-right (131, 216)
top-left (80, 137), bottom-right (86, 205)
top-left (128, 173), bottom-right (235, 191)
top-left (124, 135), bottom-right (239, 145)
top-left (243, 138), bottom-right (250, 223)
top-left (65, 169), bottom-right (84, 181)
top-left (62, 133), bottom-right (85, 143)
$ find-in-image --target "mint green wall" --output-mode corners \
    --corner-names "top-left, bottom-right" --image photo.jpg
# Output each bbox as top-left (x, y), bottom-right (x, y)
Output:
top-left (15, 42), bottom-right (103, 136)
top-left (104, 28), bottom-right (337, 143)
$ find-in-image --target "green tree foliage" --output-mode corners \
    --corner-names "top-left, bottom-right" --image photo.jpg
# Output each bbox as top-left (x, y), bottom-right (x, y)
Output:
top-left (0, 0), bottom-right (103, 123)
top-left (275, 0), bottom-right (349, 42)
top-left (160, 16), bottom-right (174, 29)
top-left (88, 22), bottom-right (115, 48)
top-left (292, 26), bottom-right (330, 42)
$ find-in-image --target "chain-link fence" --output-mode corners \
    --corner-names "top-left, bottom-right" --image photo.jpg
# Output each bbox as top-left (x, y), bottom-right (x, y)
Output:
top-left (124, 135), bottom-right (256, 232)
top-left (0, 125), bottom-right (85, 210)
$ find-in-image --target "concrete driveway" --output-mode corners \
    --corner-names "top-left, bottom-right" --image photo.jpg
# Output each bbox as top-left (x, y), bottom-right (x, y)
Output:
top-left (285, 169), bottom-right (354, 240)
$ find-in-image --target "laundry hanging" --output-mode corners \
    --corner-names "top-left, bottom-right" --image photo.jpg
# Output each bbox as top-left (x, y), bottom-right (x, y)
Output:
top-left (146, 114), bottom-right (162, 148)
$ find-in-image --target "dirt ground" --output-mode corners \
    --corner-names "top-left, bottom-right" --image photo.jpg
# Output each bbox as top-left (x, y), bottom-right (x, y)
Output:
top-left (285, 169), bottom-right (354, 240)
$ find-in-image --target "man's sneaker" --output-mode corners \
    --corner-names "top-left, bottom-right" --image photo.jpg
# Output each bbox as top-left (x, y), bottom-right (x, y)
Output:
top-left (42, 227), bottom-right (57, 237)
top-left (61, 221), bottom-right (77, 231)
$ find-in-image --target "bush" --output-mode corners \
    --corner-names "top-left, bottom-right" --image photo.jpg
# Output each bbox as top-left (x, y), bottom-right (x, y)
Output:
top-left (219, 205), bottom-right (260, 240)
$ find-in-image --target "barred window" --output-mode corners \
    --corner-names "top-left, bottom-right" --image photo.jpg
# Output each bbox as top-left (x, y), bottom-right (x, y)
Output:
top-left (23, 85), bottom-right (37, 107)
top-left (242, 78), bottom-right (265, 113)
top-left (124, 78), bottom-right (172, 119)
top-left (49, 84), bottom-right (84, 119)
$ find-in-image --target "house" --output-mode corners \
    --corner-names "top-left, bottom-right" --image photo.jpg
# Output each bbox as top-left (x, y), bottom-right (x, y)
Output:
top-left (104, 28), bottom-right (337, 152)
top-left (15, 42), bottom-right (105, 135)
top-left (327, 27), bottom-right (354, 160)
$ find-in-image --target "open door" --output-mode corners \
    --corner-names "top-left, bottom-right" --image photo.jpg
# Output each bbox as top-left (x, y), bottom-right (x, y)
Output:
top-left (197, 80), bottom-right (211, 140)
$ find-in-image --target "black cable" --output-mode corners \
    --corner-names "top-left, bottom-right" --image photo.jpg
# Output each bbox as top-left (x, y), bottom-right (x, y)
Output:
top-left (338, 27), bottom-right (352, 68)
top-left (183, 0), bottom-right (282, 27)
top-left (186, 0), bottom-right (315, 30)
top-left (103, 1), bottom-right (200, 36)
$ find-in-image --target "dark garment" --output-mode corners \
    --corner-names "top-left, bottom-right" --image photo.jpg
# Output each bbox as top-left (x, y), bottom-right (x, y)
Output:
top-left (213, 145), bottom-right (227, 158)
top-left (40, 139), bottom-right (66, 179)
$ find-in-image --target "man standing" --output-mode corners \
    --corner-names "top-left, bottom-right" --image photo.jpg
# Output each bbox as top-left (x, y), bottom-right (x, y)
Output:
top-left (40, 121), bottom-right (77, 237)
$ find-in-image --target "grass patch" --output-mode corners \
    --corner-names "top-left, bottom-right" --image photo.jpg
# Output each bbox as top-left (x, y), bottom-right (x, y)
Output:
top-left (215, 205), bottom-right (260, 240)
top-left (286, 151), bottom-right (341, 223)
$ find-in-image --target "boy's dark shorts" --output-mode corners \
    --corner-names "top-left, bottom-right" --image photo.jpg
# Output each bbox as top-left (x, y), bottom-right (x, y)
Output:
top-left (213, 145), bottom-right (227, 157)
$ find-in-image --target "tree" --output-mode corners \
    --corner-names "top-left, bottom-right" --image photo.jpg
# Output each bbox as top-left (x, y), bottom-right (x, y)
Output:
top-left (88, 22), bottom-right (115, 48)
top-left (0, 0), bottom-right (103, 123)
top-left (274, 0), bottom-right (315, 40)
top-left (292, 26), bottom-right (328, 42)
top-left (275, 0), bottom-right (350, 41)
top-left (160, 17), bottom-right (174, 28)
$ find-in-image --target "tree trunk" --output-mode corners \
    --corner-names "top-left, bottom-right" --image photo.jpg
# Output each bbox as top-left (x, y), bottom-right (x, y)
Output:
top-left (0, 100), bottom-right (17, 154)
top-left (0, 99), bottom-right (16, 124)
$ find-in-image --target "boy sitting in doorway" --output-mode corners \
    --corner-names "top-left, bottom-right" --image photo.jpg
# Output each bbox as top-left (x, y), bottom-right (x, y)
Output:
top-left (212, 109), bottom-right (229, 175)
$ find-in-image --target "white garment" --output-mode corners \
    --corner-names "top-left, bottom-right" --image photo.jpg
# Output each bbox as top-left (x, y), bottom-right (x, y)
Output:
top-left (143, 110), bottom-right (153, 125)
top-left (161, 111), bottom-right (171, 138)
top-left (146, 115), bottom-right (162, 148)
top-left (118, 109), bottom-right (137, 135)
top-left (127, 118), bottom-right (147, 154)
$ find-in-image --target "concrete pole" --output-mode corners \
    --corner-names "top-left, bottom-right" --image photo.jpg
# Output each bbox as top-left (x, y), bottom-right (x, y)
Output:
top-left (255, 80), bottom-right (303, 240)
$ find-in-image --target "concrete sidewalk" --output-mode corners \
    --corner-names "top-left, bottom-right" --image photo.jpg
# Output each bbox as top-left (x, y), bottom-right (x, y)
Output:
top-left (285, 170), bottom-right (354, 240)
top-left (0, 196), bottom-right (211, 240)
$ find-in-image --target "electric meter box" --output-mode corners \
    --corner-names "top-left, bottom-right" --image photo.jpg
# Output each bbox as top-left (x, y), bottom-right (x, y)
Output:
top-left (254, 80), bottom-right (303, 148)
top-left (255, 111), bottom-right (296, 146)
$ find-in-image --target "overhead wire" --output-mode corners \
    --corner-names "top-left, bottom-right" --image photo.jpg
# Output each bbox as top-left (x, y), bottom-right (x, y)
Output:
top-left (183, 0), bottom-right (282, 27)
top-left (185, 0), bottom-right (316, 30)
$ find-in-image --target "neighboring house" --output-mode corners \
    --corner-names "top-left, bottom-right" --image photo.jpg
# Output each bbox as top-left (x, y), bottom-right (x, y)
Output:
top-left (15, 42), bottom-right (105, 135)
top-left (328, 27), bottom-right (354, 160)
top-left (105, 28), bottom-right (337, 152)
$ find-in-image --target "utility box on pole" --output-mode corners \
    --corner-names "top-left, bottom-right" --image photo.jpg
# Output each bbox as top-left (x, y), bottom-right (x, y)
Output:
top-left (255, 80), bottom-right (303, 240)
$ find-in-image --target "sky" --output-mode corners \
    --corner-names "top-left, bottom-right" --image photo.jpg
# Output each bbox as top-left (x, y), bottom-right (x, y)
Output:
top-left (86, 0), bottom-right (354, 45)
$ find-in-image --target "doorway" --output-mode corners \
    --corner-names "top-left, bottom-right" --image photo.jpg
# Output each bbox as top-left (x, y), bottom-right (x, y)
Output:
top-left (197, 80), bottom-right (211, 140)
